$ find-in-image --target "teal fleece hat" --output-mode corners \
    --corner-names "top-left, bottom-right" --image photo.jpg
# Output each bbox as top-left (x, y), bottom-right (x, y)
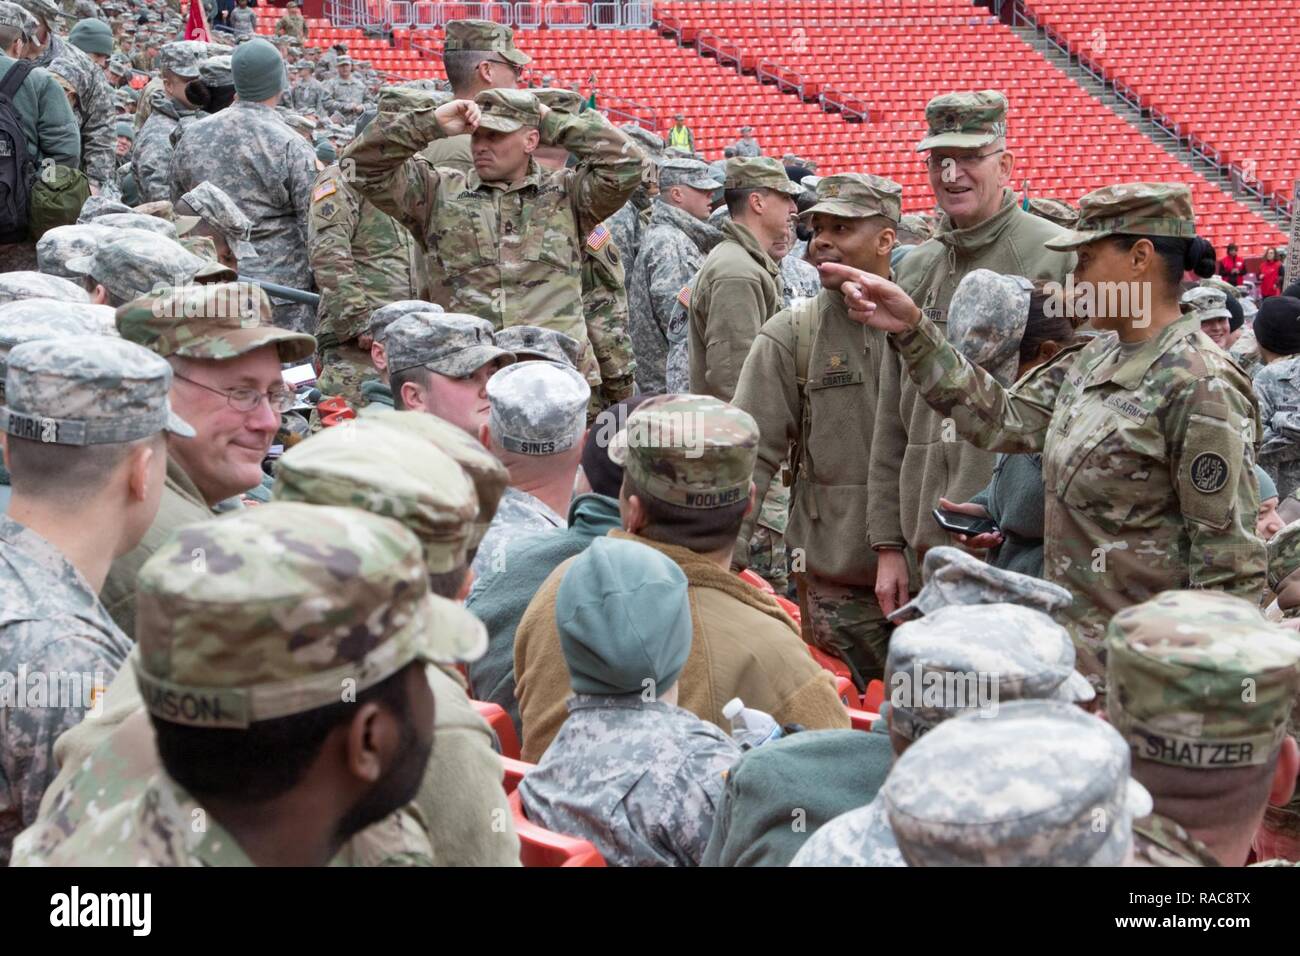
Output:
top-left (232, 38), bottom-right (288, 102)
top-left (556, 537), bottom-right (692, 696)
top-left (69, 18), bottom-right (114, 56)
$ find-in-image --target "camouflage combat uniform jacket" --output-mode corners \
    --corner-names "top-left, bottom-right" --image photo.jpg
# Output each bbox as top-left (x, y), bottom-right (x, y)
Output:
top-left (0, 515), bottom-right (131, 864)
top-left (1131, 812), bottom-right (1221, 867)
top-left (276, 10), bottom-right (307, 40)
top-left (34, 33), bottom-right (116, 187)
top-left (1254, 354), bottom-right (1300, 499)
top-left (132, 92), bottom-right (204, 204)
top-left (603, 188), bottom-right (651, 274)
top-left (470, 486), bottom-right (565, 581)
top-left (892, 311), bottom-right (1265, 677)
top-left (626, 198), bottom-right (722, 394)
top-left (323, 76), bottom-right (367, 120)
top-left (227, 5), bottom-right (257, 34)
top-left (518, 694), bottom-right (740, 867)
top-left (289, 76), bottom-right (328, 117)
top-left (789, 790), bottom-right (903, 867)
top-left (308, 163), bottom-right (424, 349)
top-left (342, 102), bottom-right (642, 390)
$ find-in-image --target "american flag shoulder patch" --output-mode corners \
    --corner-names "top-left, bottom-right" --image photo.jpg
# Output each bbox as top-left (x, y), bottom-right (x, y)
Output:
top-left (312, 181), bottom-right (337, 203)
top-left (677, 284), bottom-right (691, 308)
top-left (586, 224), bottom-right (611, 251)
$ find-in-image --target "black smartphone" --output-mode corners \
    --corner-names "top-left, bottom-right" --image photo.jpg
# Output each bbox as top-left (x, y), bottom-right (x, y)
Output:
top-left (932, 507), bottom-right (999, 537)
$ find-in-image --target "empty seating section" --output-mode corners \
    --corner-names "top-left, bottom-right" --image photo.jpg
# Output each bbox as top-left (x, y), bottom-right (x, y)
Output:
top-left (1027, 1), bottom-right (1293, 227)
top-left (655, 0), bottom-right (1279, 248)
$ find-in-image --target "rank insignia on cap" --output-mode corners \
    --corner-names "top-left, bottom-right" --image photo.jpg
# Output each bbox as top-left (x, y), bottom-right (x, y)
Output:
top-left (586, 223), bottom-right (610, 252)
top-left (312, 181), bottom-right (336, 202)
top-left (676, 284), bottom-right (691, 309)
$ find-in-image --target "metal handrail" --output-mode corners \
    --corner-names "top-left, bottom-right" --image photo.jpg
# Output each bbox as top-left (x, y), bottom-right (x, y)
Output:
top-left (821, 85), bottom-right (868, 123)
top-left (756, 57), bottom-right (804, 99)
top-left (697, 30), bottom-right (740, 72)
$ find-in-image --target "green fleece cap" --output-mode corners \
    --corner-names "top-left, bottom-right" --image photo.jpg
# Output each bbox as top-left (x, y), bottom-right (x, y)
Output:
top-left (69, 18), bottom-right (113, 55)
top-left (556, 537), bottom-right (692, 696)
top-left (232, 38), bottom-right (288, 102)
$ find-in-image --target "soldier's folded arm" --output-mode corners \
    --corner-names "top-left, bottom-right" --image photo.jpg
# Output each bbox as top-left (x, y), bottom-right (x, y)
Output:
top-left (892, 311), bottom-right (1070, 453)
top-left (732, 317), bottom-right (800, 564)
top-left (34, 71), bottom-right (81, 169)
top-left (340, 100), bottom-right (447, 245)
top-left (1167, 378), bottom-right (1266, 596)
top-left (1261, 410), bottom-right (1300, 460)
top-left (552, 109), bottom-right (644, 232)
top-left (703, 276), bottom-right (768, 401)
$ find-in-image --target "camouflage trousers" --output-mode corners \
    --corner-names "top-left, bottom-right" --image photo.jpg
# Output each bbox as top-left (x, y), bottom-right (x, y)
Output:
top-left (747, 476), bottom-right (790, 594)
top-left (309, 342), bottom-right (378, 432)
top-left (798, 573), bottom-right (893, 692)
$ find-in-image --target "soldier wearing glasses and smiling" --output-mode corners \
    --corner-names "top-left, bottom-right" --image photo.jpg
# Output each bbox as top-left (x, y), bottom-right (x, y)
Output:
top-left (871, 90), bottom-right (1076, 567)
top-left (100, 281), bottom-right (317, 637)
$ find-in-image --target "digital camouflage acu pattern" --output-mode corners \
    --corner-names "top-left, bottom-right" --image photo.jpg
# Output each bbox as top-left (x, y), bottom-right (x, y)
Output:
top-left (1269, 519), bottom-right (1300, 590)
top-left (1253, 354), bottom-right (1300, 499)
top-left (519, 695), bottom-right (740, 866)
top-left (133, 53), bottom-right (203, 203)
top-left (114, 281), bottom-right (316, 363)
top-left (611, 393), bottom-right (759, 510)
top-left (494, 325), bottom-right (582, 367)
top-left (947, 269), bottom-right (1033, 386)
top-left (486, 360), bottom-right (590, 456)
top-left (626, 195), bottom-right (723, 395)
top-left (84, 211), bottom-right (176, 237)
top-left (35, 222), bottom-right (118, 277)
top-left (384, 311), bottom-right (512, 377)
top-left (1181, 286), bottom-right (1231, 323)
top-left (890, 545), bottom-right (1073, 622)
top-left (4, 336), bottom-right (193, 444)
top-left (180, 181), bottom-right (258, 261)
top-left (0, 299), bottom-right (114, 342)
top-left (885, 700), bottom-right (1152, 866)
top-left (368, 298), bottom-right (442, 341)
top-left (916, 89), bottom-right (1008, 152)
top-left (135, 503), bottom-right (486, 729)
top-left (0, 270), bottom-right (89, 304)
top-left (272, 418), bottom-right (478, 573)
top-left (892, 184), bottom-right (1264, 677)
top-left (322, 72), bottom-right (367, 121)
top-left (341, 91), bottom-right (642, 390)
top-left (471, 485), bottom-right (565, 581)
top-left (1105, 591), bottom-right (1300, 770)
top-left (30, 30), bottom-right (116, 187)
top-left (64, 230), bottom-right (210, 304)
top-left (170, 100), bottom-right (320, 333)
top-left (289, 66), bottom-right (328, 116)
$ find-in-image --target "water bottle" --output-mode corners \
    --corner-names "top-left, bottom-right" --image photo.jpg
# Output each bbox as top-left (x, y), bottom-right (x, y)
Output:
top-left (722, 697), bottom-right (783, 749)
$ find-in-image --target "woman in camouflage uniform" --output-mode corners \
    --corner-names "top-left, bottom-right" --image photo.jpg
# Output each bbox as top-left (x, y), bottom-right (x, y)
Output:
top-left (824, 183), bottom-right (1265, 682)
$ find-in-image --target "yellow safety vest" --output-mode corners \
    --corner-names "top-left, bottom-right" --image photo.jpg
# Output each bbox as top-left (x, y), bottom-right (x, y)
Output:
top-left (668, 125), bottom-right (691, 149)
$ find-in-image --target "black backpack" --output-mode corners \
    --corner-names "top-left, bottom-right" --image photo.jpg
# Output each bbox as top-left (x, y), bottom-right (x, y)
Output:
top-left (0, 59), bottom-right (35, 243)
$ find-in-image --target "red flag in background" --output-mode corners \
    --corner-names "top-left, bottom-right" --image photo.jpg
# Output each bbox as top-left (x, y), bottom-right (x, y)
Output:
top-left (185, 0), bottom-right (210, 41)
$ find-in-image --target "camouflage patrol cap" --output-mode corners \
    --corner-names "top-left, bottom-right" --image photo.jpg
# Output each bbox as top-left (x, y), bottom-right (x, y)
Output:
top-left (610, 394), bottom-right (759, 510)
top-left (493, 325), bottom-right (581, 368)
top-left (1269, 519), bottom-right (1300, 590)
top-left (133, 200), bottom-right (201, 236)
top-left (948, 269), bottom-right (1033, 387)
top-left (884, 700), bottom-right (1152, 866)
top-left (474, 88), bottom-right (541, 133)
top-left (76, 196), bottom-right (135, 221)
top-left (82, 212), bottom-right (179, 239)
top-left (916, 90), bottom-right (1008, 152)
top-left (1181, 285), bottom-right (1231, 323)
top-left (63, 233), bottom-right (222, 304)
top-left (198, 54), bottom-right (233, 87)
top-left (530, 87), bottom-right (584, 115)
top-left (4, 335), bottom-right (193, 446)
top-left (272, 418), bottom-right (478, 574)
top-left (12, 0), bottom-right (70, 27)
top-left (1044, 183), bottom-right (1196, 251)
top-left (486, 360), bottom-right (590, 456)
top-left (0, 308), bottom-right (108, 400)
top-left (619, 122), bottom-right (664, 156)
top-left (35, 222), bottom-right (120, 277)
top-left (0, 271), bottom-right (89, 305)
top-left (134, 504), bottom-right (487, 729)
top-left (658, 157), bottom-right (722, 191)
top-left (360, 406), bottom-right (508, 551)
top-left (889, 546), bottom-right (1073, 623)
top-left (0, 1), bottom-right (34, 31)
top-left (886, 603), bottom-right (1094, 742)
top-left (178, 182), bottom-right (258, 260)
top-left (1025, 197), bottom-right (1079, 229)
top-left (897, 213), bottom-right (935, 243)
top-left (803, 173), bottom-right (903, 223)
top-left (723, 157), bottom-right (803, 196)
top-left (443, 18), bottom-right (530, 66)
top-left (107, 52), bottom-right (131, 77)
top-left (385, 312), bottom-right (514, 377)
top-left (1200, 275), bottom-right (1243, 300)
top-left (1105, 591), bottom-right (1300, 769)
top-left (157, 40), bottom-right (201, 78)
top-left (115, 281), bottom-right (315, 363)
top-left (367, 299), bottom-right (443, 342)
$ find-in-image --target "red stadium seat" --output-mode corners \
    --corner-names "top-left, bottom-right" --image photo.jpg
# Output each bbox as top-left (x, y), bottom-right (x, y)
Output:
top-left (508, 791), bottom-right (607, 867)
top-left (471, 700), bottom-right (521, 761)
top-left (500, 756), bottom-right (534, 794)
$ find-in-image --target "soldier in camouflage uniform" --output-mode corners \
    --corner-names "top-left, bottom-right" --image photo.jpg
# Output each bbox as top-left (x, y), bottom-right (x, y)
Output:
top-left (14, 503), bottom-right (487, 866)
top-left (1106, 591), bottom-right (1300, 866)
top-left (882, 700), bottom-right (1152, 866)
top-left (1252, 299), bottom-right (1300, 500)
top-left (602, 123), bottom-right (662, 276)
top-left (64, 231), bottom-right (233, 306)
top-left (355, 298), bottom-right (442, 409)
top-left (0, 336), bottom-right (193, 864)
top-left (518, 536), bottom-right (741, 866)
top-left (732, 174), bottom-right (906, 678)
top-left (1024, 196), bottom-right (1078, 229)
top-left (176, 180), bottom-right (259, 272)
top-left (495, 324), bottom-right (582, 368)
top-left (289, 59), bottom-right (327, 116)
top-left (829, 183), bottom-right (1266, 683)
top-left (731, 125), bottom-right (761, 158)
top-left (472, 360), bottom-right (590, 579)
top-left (626, 157), bottom-right (723, 395)
top-left (792, 600), bottom-right (1094, 867)
top-left (341, 88), bottom-right (642, 394)
top-left (308, 117), bottom-right (426, 409)
top-left (1269, 522), bottom-right (1300, 622)
top-left (171, 39), bottom-right (320, 333)
top-left (35, 221), bottom-right (119, 276)
top-left (322, 56), bottom-right (366, 122)
top-left (132, 42), bottom-right (204, 204)
top-left (0, 270), bottom-right (87, 304)
top-left (1181, 284), bottom-right (1232, 351)
top-left (227, 0), bottom-right (256, 35)
top-left (275, 0), bottom-right (305, 41)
